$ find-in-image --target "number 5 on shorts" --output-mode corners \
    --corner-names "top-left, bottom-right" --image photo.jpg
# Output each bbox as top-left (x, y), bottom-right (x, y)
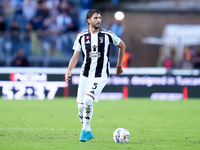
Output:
top-left (92, 83), bottom-right (98, 90)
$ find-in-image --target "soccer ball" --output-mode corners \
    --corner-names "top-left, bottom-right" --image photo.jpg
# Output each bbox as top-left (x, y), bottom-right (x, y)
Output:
top-left (113, 128), bottom-right (130, 143)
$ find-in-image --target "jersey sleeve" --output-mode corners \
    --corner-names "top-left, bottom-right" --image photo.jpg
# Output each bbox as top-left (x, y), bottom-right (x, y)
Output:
top-left (109, 31), bottom-right (121, 46)
top-left (72, 34), bottom-right (81, 51)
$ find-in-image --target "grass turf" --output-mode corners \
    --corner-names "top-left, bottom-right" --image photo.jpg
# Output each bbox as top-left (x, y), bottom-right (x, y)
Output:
top-left (0, 98), bottom-right (200, 150)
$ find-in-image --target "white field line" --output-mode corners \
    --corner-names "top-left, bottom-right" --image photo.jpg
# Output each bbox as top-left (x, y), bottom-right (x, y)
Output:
top-left (0, 128), bottom-right (199, 132)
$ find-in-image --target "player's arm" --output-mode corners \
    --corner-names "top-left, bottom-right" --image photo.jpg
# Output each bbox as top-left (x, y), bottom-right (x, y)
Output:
top-left (116, 40), bottom-right (126, 74)
top-left (65, 50), bottom-right (81, 82)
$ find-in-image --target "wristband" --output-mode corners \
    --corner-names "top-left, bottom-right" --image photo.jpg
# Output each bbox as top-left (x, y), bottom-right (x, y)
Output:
top-left (116, 66), bottom-right (122, 68)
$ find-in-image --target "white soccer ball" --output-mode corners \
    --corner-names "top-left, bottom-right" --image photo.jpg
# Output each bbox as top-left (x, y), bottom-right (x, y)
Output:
top-left (113, 128), bottom-right (130, 143)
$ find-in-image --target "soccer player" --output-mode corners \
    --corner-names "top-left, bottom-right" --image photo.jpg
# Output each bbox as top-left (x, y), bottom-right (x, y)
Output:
top-left (65, 9), bottom-right (125, 142)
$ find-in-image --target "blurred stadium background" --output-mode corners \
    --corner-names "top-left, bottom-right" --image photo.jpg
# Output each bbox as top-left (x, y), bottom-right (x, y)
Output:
top-left (0, 0), bottom-right (200, 100)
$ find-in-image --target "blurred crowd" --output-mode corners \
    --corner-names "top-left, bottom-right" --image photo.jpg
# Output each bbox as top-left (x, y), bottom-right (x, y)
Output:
top-left (0, 0), bottom-right (129, 67)
top-left (161, 46), bottom-right (200, 70)
top-left (0, 0), bottom-right (93, 67)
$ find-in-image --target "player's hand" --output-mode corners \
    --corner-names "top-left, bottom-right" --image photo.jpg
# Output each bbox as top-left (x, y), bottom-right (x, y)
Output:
top-left (116, 66), bottom-right (123, 75)
top-left (65, 70), bottom-right (71, 82)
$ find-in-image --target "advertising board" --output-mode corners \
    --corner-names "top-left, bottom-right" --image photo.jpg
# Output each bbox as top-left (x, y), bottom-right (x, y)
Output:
top-left (0, 68), bottom-right (68, 100)
top-left (0, 68), bottom-right (199, 100)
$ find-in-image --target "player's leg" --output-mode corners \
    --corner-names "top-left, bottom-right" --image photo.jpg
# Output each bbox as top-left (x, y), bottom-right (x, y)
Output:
top-left (78, 76), bottom-right (93, 142)
top-left (82, 78), bottom-right (107, 141)
top-left (77, 75), bottom-right (87, 125)
top-left (79, 94), bottom-right (94, 142)
top-left (82, 93), bottom-right (94, 130)
top-left (78, 103), bottom-right (84, 124)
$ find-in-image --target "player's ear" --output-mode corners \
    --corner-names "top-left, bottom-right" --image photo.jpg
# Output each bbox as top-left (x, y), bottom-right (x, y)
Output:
top-left (87, 18), bottom-right (90, 25)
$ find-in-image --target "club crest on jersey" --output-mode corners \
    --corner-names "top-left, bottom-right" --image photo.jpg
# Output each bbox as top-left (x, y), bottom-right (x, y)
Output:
top-left (99, 37), bottom-right (103, 43)
top-left (89, 45), bottom-right (101, 58)
top-left (86, 36), bottom-right (89, 39)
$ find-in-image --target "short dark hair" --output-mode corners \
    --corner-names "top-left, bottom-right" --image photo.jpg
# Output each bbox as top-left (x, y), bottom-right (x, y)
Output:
top-left (86, 9), bottom-right (102, 25)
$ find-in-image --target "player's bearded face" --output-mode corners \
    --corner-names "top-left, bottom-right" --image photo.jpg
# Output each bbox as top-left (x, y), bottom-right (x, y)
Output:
top-left (90, 13), bottom-right (101, 29)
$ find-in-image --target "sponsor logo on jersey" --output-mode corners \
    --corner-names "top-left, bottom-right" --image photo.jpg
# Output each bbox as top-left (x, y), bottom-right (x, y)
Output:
top-left (89, 45), bottom-right (101, 58)
top-left (92, 45), bottom-right (97, 51)
top-left (85, 40), bottom-right (90, 44)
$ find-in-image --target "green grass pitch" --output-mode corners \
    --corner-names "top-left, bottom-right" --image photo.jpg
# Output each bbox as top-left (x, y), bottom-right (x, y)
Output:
top-left (0, 98), bottom-right (200, 150)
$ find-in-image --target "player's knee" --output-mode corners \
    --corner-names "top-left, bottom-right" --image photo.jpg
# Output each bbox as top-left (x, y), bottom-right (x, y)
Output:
top-left (84, 94), bottom-right (93, 106)
top-left (78, 103), bottom-right (84, 111)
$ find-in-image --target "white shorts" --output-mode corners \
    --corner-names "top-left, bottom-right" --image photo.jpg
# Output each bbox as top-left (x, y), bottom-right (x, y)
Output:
top-left (77, 75), bottom-right (107, 103)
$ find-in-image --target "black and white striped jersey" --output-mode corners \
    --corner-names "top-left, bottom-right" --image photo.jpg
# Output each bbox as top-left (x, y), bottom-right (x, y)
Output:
top-left (73, 27), bottom-right (121, 78)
